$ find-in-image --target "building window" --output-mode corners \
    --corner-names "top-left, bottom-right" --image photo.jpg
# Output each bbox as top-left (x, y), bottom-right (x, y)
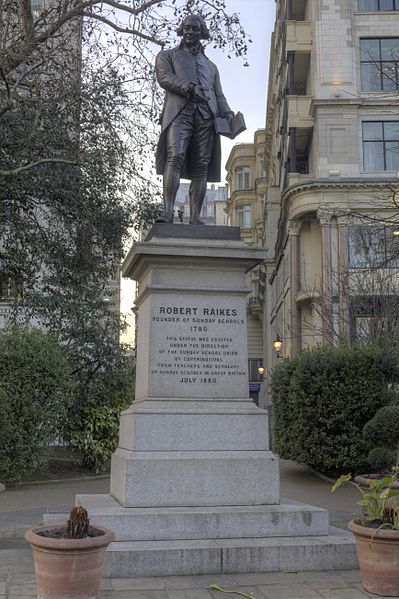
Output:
top-left (355, 316), bottom-right (384, 341)
top-left (348, 225), bottom-right (399, 267)
top-left (363, 121), bottom-right (399, 171)
top-left (0, 273), bottom-right (21, 301)
top-left (359, 0), bottom-right (399, 10)
top-left (350, 297), bottom-right (395, 343)
top-left (236, 205), bottom-right (252, 228)
top-left (360, 39), bottom-right (399, 91)
top-left (31, 0), bottom-right (45, 18)
top-left (236, 166), bottom-right (251, 190)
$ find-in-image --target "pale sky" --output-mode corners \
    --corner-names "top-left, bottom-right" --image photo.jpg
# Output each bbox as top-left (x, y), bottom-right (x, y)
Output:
top-left (207, 0), bottom-right (276, 171)
top-left (120, 0), bottom-right (277, 344)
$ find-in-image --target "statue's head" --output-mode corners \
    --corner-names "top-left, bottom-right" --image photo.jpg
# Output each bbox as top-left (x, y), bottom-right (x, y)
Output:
top-left (176, 14), bottom-right (210, 40)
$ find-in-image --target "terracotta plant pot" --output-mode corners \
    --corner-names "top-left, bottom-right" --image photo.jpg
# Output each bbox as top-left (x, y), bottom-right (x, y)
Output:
top-left (348, 519), bottom-right (399, 596)
top-left (25, 524), bottom-right (114, 599)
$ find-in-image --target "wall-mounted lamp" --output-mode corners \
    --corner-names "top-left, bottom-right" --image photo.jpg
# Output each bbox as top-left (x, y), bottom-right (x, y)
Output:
top-left (273, 334), bottom-right (283, 357)
top-left (257, 365), bottom-right (266, 377)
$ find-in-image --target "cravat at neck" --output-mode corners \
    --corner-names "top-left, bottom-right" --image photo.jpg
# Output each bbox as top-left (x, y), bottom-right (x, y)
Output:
top-left (187, 45), bottom-right (201, 56)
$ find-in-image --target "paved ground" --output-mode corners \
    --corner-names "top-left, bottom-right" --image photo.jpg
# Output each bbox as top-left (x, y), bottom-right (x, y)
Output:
top-left (0, 460), bottom-right (372, 599)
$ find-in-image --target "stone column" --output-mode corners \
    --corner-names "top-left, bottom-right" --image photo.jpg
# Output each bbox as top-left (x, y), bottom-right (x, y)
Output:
top-left (288, 220), bottom-right (302, 355)
top-left (289, 127), bottom-right (297, 173)
top-left (287, 51), bottom-right (295, 94)
top-left (318, 208), bottom-right (333, 345)
top-left (336, 209), bottom-right (351, 341)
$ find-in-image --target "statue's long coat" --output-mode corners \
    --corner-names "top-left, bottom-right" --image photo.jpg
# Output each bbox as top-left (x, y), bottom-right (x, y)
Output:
top-left (155, 44), bottom-right (232, 182)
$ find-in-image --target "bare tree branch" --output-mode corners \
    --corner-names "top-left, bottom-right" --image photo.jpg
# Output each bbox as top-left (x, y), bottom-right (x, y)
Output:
top-left (0, 159), bottom-right (78, 176)
top-left (0, 100), bottom-right (13, 117)
top-left (34, 0), bottom-right (164, 45)
top-left (0, 66), bottom-right (14, 115)
top-left (387, 184), bottom-right (399, 210)
top-left (93, 0), bottom-right (162, 16)
top-left (0, 67), bottom-right (11, 98)
top-left (81, 12), bottom-right (163, 44)
top-left (2, 0), bottom-right (162, 76)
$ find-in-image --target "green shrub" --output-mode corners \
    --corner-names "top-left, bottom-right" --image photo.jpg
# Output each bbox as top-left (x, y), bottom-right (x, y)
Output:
top-left (63, 356), bottom-right (133, 472)
top-left (271, 344), bottom-right (397, 476)
top-left (0, 327), bottom-right (73, 483)
top-left (367, 447), bottom-right (396, 471)
top-left (363, 403), bottom-right (399, 470)
top-left (68, 402), bottom-right (127, 473)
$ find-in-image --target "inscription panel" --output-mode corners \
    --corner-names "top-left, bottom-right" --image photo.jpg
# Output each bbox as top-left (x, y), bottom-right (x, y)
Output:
top-left (147, 295), bottom-right (249, 399)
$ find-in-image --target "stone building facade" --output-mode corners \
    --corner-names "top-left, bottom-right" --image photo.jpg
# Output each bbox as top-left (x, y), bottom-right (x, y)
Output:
top-left (260, 0), bottom-right (399, 385)
top-left (225, 130), bottom-right (267, 404)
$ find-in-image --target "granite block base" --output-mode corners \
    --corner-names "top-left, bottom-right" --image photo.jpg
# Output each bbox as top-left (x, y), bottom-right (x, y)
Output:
top-left (110, 448), bottom-right (280, 507)
top-left (69, 495), bottom-right (330, 541)
top-left (118, 399), bottom-right (269, 452)
top-left (102, 529), bottom-right (358, 578)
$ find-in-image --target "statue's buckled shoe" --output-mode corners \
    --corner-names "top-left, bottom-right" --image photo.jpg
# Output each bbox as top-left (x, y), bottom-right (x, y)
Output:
top-left (155, 211), bottom-right (174, 223)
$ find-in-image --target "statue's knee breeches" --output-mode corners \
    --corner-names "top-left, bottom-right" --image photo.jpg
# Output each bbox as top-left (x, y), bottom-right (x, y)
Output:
top-left (165, 151), bottom-right (186, 171)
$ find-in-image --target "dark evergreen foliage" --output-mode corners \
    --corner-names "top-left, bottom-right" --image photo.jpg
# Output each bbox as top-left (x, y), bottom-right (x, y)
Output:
top-left (271, 344), bottom-right (398, 475)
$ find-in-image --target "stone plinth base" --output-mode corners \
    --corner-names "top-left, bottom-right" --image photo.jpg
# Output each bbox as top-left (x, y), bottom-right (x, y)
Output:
top-left (111, 449), bottom-right (279, 507)
top-left (44, 497), bottom-right (358, 577)
top-left (69, 495), bottom-right (330, 540)
top-left (101, 531), bottom-right (357, 578)
top-left (117, 399), bottom-right (270, 452)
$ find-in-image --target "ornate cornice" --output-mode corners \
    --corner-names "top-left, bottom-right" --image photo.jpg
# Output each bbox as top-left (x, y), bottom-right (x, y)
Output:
top-left (282, 178), bottom-right (399, 203)
top-left (273, 178), bottom-right (398, 274)
top-left (230, 189), bottom-right (256, 204)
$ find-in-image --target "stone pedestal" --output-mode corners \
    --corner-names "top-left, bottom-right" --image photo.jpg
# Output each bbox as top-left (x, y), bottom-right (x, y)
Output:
top-left (46, 225), bottom-right (357, 576)
top-left (110, 224), bottom-right (279, 508)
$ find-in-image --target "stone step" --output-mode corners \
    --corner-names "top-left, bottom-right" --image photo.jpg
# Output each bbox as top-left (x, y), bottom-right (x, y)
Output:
top-left (61, 495), bottom-right (329, 541)
top-left (102, 528), bottom-right (358, 578)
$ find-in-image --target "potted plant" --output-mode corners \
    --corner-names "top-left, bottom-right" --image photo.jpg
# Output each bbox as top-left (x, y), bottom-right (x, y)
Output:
top-left (25, 506), bottom-right (114, 599)
top-left (332, 468), bottom-right (399, 596)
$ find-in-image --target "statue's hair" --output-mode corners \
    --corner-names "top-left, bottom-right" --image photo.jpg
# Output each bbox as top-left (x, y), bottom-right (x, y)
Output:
top-left (176, 14), bottom-right (210, 40)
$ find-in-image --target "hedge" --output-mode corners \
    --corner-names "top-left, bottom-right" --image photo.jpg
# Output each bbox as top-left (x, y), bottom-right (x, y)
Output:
top-left (271, 344), bottom-right (397, 476)
top-left (0, 327), bottom-right (74, 483)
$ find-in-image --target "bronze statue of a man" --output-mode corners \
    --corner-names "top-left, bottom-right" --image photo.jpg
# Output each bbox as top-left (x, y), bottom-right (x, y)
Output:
top-left (155, 13), bottom-right (233, 224)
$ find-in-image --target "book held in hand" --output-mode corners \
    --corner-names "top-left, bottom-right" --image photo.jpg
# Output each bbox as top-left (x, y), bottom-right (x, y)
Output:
top-left (214, 111), bottom-right (246, 139)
